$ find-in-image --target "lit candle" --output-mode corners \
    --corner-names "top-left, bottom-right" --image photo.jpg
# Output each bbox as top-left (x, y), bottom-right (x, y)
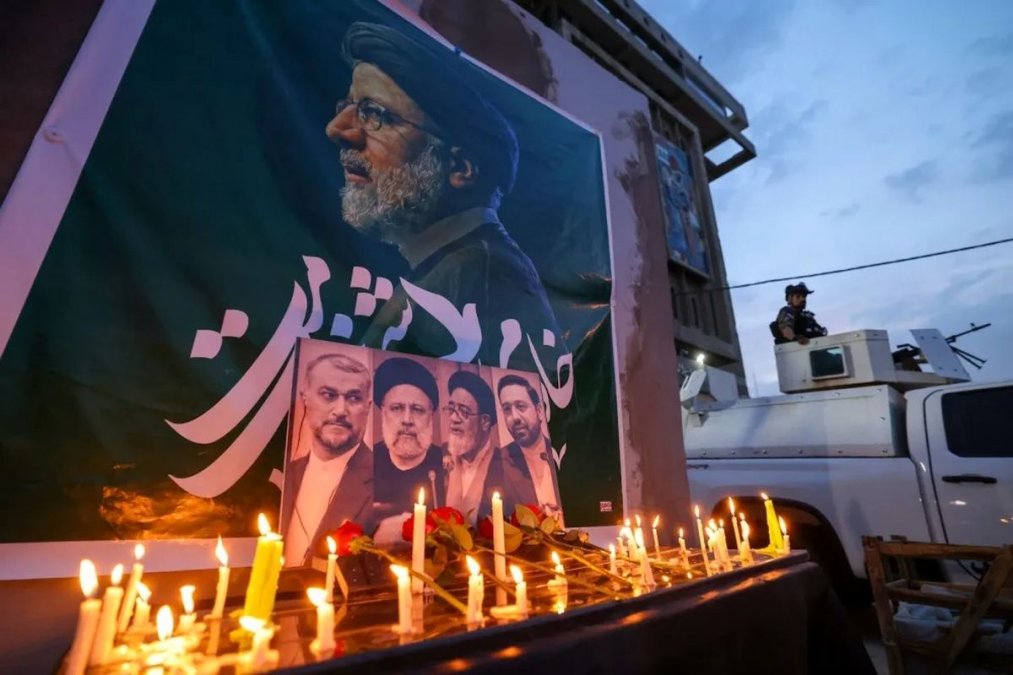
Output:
top-left (65, 560), bottom-right (101, 675)
top-left (729, 498), bottom-right (743, 551)
top-left (678, 528), bottom-right (689, 567)
top-left (132, 582), bottom-right (152, 630)
top-left (511, 565), bottom-right (528, 617)
top-left (718, 519), bottom-right (732, 570)
top-left (177, 585), bottom-right (197, 635)
top-left (761, 493), bottom-right (785, 551)
top-left (239, 616), bottom-right (274, 671)
top-left (633, 515), bottom-right (645, 554)
top-left (634, 529), bottom-right (656, 589)
top-left (88, 563), bottom-right (124, 666)
top-left (465, 556), bottom-right (484, 625)
top-left (740, 518), bottom-right (754, 564)
top-left (156, 605), bottom-right (174, 642)
top-left (694, 506), bottom-right (712, 577)
top-left (324, 536), bottom-right (337, 603)
top-left (117, 544), bottom-right (145, 633)
top-left (651, 515), bottom-right (662, 560)
top-left (243, 513), bottom-right (283, 621)
top-left (551, 551), bottom-right (565, 585)
top-left (617, 535), bottom-right (627, 558)
top-left (412, 488), bottom-right (426, 594)
top-left (390, 565), bottom-right (412, 634)
top-left (306, 588), bottom-right (335, 653)
top-left (780, 516), bottom-right (791, 554)
top-left (492, 492), bottom-right (507, 582)
top-left (210, 536), bottom-right (230, 619)
top-left (608, 544), bottom-right (618, 576)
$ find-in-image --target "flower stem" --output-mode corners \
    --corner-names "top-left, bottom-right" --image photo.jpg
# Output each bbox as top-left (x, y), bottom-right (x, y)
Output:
top-left (539, 538), bottom-right (635, 588)
top-left (358, 543), bottom-right (469, 615)
top-left (471, 543), bottom-right (629, 600)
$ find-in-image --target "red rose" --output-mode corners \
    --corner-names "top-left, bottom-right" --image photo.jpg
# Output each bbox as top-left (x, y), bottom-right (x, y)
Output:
top-left (401, 512), bottom-right (438, 542)
top-left (329, 520), bottom-right (364, 556)
top-left (477, 516), bottom-right (495, 540)
top-left (430, 506), bottom-right (465, 526)
top-left (510, 503), bottom-right (546, 527)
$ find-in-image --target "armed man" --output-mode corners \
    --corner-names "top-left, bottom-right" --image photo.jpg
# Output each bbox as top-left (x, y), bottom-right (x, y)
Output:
top-left (771, 282), bottom-right (827, 345)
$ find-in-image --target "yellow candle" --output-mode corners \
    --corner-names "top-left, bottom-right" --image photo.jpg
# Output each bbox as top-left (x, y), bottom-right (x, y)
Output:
top-left (780, 516), bottom-right (791, 555)
top-left (694, 506), bottom-right (712, 577)
top-left (244, 513), bottom-right (283, 620)
top-left (492, 492), bottom-right (506, 582)
top-left (65, 560), bottom-right (101, 675)
top-left (117, 544), bottom-right (145, 633)
top-left (307, 587), bottom-right (335, 653)
top-left (651, 515), bottom-right (662, 559)
top-left (177, 585), bottom-right (197, 635)
top-left (89, 563), bottom-right (124, 666)
top-left (728, 498), bottom-right (743, 551)
top-left (412, 489), bottom-right (426, 594)
top-left (465, 556), bottom-right (484, 625)
top-left (325, 536), bottom-right (337, 603)
top-left (390, 565), bottom-right (412, 634)
top-left (511, 565), bottom-right (528, 617)
top-left (761, 493), bottom-right (785, 551)
top-left (210, 536), bottom-right (230, 619)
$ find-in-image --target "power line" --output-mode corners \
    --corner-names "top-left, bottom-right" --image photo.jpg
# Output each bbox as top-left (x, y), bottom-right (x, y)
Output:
top-left (674, 236), bottom-right (1013, 296)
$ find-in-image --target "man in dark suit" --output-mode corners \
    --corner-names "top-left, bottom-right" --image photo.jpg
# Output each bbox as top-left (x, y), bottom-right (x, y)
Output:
top-left (281, 352), bottom-right (374, 567)
top-left (372, 357), bottom-right (445, 532)
top-left (495, 374), bottom-right (561, 520)
top-left (442, 370), bottom-right (499, 523)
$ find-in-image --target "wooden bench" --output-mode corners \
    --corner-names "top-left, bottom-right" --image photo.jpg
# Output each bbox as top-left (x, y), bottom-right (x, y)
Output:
top-left (862, 537), bottom-right (1013, 674)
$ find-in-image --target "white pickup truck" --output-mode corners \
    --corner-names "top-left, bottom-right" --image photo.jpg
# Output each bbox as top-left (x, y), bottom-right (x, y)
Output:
top-left (682, 327), bottom-right (1012, 599)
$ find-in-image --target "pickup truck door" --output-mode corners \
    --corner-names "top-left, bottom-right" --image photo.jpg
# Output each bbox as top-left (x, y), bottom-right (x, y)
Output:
top-left (924, 384), bottom-right (1013, 546)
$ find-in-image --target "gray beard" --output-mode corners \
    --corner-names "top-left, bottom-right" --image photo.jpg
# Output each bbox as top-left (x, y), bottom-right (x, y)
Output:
top-left (340, 142), bottom-right (447, 249)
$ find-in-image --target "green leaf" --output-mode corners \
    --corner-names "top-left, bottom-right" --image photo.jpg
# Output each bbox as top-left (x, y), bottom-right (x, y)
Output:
top-left (515, 504), bottom-right (539, 528)
top-left (450, 523), bottom-right (474, 551)
top-left (540, 515), bottom-right (560, 534)
top-left (504, 521), bottom-right (523, 553)
top-left (425, 543), bottom-right (448, 580)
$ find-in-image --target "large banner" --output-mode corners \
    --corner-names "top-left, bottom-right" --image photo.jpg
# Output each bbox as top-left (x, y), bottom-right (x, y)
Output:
top-left (655, 138), bottom-right (710, 276)
top-left (0, 0), bottom-right (620, 548)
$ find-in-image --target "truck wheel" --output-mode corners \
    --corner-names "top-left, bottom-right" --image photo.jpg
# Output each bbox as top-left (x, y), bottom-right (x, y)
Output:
top-left (793, 521), bottom-right (870, 607)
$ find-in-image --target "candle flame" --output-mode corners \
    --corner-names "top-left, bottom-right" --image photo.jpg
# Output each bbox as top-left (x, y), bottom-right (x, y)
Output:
top-left (635, 514), bottom-right (642, 527)
top-left (740, 511), bottom-right (747, 522)
top-left (719, 518), bottom-right (725, 527)
top-left (652, 515), bottom-right (660, 529)
top-left (694, 505), bottom-right (700, 518)
top-left (635, 529), bottom-right (646, 548)
top-left (779, 516), bottom-right (788, 535)
top-left (624, 518), bottom-right (631, 527)
top-left (550, 551), bottom-right (561, 566)
top-left (215, 536), bottom-right (229, 567)
top-left (306, 587), bottom-right (327, 607)
top-left (708, 518), bottom-right (717, 529)
top-left (466, 555), bottom-right (480, 576)
top-left (327, 535), bottom-right (336, 556)
top-left (180, 585), bottom-right (195, 614)
top-left (257, 513), bottom-right (270, 536)
top-left (156, 605), bottom-right (173, 641)
top-left (417, 487), bottom-right (425, 506)
top-left (493, 491), bottom-right (500, 501)
top-left (678, 527), bottom-right (684, 538)
top-left (390, 564), bottom-right (408, 581)
top-left (760, 492), bottom-right (769, 501)
top-left (79, 559), bottom-right (98, 598)
top-left (110, 563), bottom-right (124, 586)
top-left (728, 497), bottom-right (736, 514)
top-left (239, 616), bottom-right (265, 633)
top-left (136, 582), bottom-right (151, 602)
top-left (742, 521), bottom-right (751, 539)
top-left (510, 564), bottom-right (523, 584)
top-left (609, 543), bottom-right (616, 555)
top-left (134, 543), bottom-right (145, 561)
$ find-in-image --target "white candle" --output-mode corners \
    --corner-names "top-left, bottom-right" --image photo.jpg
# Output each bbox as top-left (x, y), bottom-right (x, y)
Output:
top-left (65, 560), bottom-right (101, 675)
top-left (306, 588), bottom-right (335, 653)
top-left (412, 488), bottom-right (426, 594)
top-left (465, 556), bottom-right (483, 625)
top-left (324, 536), bottom-right (337, 603)
top-left (210, 536), bottom-right (230, 619)
top-left (718, 520), bottom-right (732, 570)
top-left (551, 551), bottom-right (565, 585)
top-left (132, 582), bottom-right (152, 630)
top-left (239, 616), bottom-right (273, 670)
top-left (608, 544), bottom-right (618, 576)
top-left (729, 498), bottom-right (743, 552)
top-left (89, 563), bottom-right (124, 666)
top-left (156, 605), bottom-right (174, 642)
top-left (694, 506), bottom-right (712, 577)
top-left (780, 516), bottom-right (791, 555)
top-left (651, 515), bottom-right (662, 559)
top-left (634, 529), bottom-right (656, 589)
top-left (117, 544), bottom-right (145, 633)
top-left (511, 565), bottom-right (528, 617)
top-left (390, 565), bottom-right (412, 634)
top-left (633, 515), bottom-right (645, 555)
top-left (177, 585), bottom-right (197, 635)
top-left (740, 518), bottom-right (754, 564)
top-left (492, 492), bottom-right (507, 582)
top-left (678, 528), bottom-right (689, 567)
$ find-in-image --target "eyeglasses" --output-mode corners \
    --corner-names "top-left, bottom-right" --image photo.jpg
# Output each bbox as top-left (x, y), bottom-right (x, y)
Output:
top-left (335, 97), bottom-right (442, 138)
top-left (443, 403), bottom-right (480, 420)
top-left (382, 402), bottom-right (432, 419)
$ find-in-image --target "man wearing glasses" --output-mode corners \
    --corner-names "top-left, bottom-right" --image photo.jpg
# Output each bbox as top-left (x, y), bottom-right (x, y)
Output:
top-left (442, 370), bottom-right (500, 523)
top-left (328, 21), bottom-right (564, 372)
top-left (371, 357), bottom-right (446, 531)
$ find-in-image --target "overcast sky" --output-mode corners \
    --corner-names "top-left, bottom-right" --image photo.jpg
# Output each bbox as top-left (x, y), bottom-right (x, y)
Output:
top-left (641, 0), bottom-right (1013, 395)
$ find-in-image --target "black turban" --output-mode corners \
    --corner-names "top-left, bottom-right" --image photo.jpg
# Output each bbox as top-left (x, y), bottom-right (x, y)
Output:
top-left (448, 370), bottom-right (497, 423)
top-left (374, 357), bottom-right (439, 410)
top-left (342, 21), bottom-right (519, 196)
